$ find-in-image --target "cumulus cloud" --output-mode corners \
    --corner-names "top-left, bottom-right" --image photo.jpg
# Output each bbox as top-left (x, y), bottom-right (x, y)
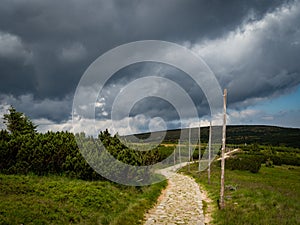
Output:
top-left (0, 94), bottom-right (72, 122)
top-left (0, 31), bottom-right (32, 60)
top-left (38, 113), bottom-right (167, 136)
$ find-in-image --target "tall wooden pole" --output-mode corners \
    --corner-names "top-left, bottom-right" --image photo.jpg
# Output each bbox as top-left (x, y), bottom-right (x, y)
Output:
top-left (208, 120), bottom-right (212, 184)
top-left (174, 145), bottom-right (176, 166)
top-left (220, 89), bottom-right (227, 209)
top-left (179, 140), bottom-right (181, 167)
top-left (188, 127), bottom-right (191, 172)
top-left (198, 123), bottom-right (201, 172)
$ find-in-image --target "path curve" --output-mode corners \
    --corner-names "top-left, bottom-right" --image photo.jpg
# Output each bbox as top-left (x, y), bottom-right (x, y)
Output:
top-left (144, 167), bottom-right (205, 225)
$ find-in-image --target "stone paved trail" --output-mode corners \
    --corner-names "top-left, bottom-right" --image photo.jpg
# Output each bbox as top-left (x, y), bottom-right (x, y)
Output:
top-left (144, 167), bottom-right (205, 225)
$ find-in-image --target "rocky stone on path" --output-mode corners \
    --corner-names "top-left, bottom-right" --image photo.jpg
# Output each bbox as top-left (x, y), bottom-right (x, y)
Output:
top-left (144, 170), bottom-right (205, 225)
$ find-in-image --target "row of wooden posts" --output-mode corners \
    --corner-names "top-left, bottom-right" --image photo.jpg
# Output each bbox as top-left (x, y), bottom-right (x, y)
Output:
top-left (173, 89), bottom-right (227, 209)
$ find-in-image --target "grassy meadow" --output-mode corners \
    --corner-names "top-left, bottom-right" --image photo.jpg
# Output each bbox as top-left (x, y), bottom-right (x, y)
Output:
top-left (0, 174), bottom-right (166, 225)
top-left (183, 162), bottom-right (300, 225)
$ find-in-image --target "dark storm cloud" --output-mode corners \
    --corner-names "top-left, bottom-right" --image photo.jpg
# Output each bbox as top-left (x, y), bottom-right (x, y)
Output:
top-left (96, 62), bottom-right (210, 121)
top-left (192, 0), bottom-right (300, 110)
top-left (0, 0), bottom-right (289, 94)
top-left (0, 57), bottom-right (36, 95)
top-left (0, 94), bottom-right (72, 122)
top-left (0, 0), bottom-right (297, 125)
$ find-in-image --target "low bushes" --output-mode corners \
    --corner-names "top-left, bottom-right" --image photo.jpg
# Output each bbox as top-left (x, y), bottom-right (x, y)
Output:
top-left (0, 106), bottom-right (168, 181)
top-left (225, 154), bottom-right (263, 173)
top-left (0, 128), bottom-right (171, 181)
top-left (222, 149), bottom-right (300, 174)
top-left (264, 154), bottom-right (300, 166)
top-left (0, 130), bottom-right (102, 180)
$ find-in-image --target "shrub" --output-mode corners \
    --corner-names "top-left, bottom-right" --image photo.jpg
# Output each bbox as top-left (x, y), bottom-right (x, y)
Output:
top-left (263, 153), bottom-right (300, 166)
top-left (1, 108), bottom-right (156, 180)
top-left (0, 126), bottom-right (164, 181)
top-left (225, 154), bottom-right (263, 173)
top-left (0, 129), bottom-right (106, 180)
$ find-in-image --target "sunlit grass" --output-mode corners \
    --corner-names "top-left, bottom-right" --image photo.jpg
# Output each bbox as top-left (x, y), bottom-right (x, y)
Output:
top-left (182, 162), bottom-right (300, 225)
top-left (0, 174), bottom-right (166, 225)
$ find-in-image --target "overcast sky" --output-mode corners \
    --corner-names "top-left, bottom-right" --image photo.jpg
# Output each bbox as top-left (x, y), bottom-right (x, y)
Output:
top-left (0, 0), bottom-right (300, 135)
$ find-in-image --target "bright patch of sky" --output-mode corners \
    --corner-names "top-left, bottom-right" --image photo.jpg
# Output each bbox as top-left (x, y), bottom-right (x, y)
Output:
top-left (254, 84), bottom-right (300, 113)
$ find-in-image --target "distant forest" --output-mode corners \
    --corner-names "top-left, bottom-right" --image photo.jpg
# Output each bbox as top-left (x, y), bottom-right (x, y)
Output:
top-left (131, 125), bottom-right (300, 148)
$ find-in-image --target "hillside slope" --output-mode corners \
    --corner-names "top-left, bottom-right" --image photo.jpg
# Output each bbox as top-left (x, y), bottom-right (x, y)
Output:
top-left (129, 125), bottom-right (300, 148)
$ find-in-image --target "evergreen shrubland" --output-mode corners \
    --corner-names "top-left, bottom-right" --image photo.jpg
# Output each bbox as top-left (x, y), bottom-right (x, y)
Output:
top-left (0, 106), bottom-right (168, 180)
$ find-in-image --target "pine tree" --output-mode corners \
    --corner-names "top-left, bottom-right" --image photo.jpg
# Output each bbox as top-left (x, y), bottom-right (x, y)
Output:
top-left (3, 106), bottom-right (37, 136)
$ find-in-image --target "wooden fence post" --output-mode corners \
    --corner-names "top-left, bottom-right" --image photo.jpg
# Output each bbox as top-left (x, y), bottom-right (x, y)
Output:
top-left (208, 120), bottom-right (212, 184)
top-left (198, 123), bottom-right (201, 172)
top-left (220, 89), bottom-right (227, 209)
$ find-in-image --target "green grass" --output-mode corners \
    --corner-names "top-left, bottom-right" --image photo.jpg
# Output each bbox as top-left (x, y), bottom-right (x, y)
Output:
top-left (182, 162), bottom-right (300, 225)
top-left (0, 174), bottom-right (166, 225)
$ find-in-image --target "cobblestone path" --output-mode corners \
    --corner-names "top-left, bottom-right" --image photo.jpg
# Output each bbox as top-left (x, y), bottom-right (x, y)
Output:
top-left (144, 168), bottom-right (205, 225)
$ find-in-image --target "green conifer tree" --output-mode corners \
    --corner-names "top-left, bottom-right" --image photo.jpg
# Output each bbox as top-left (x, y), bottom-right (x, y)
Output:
top-left (3, 106), bottom-right (37, 135)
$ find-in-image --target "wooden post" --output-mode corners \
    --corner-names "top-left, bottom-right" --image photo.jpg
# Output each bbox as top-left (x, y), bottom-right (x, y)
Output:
top-left (179, 140), bottom-right (181, 167)
top-left (220, 89), bottom-right (227, 209)
top-left (188, 127), bottom-right (191, 172)
top-left (174, 145), bottom-right (176, 166)
top-left (198, 123), bottom-right (201, 172)
top-left (208, 120), bottom-right (212, 184)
